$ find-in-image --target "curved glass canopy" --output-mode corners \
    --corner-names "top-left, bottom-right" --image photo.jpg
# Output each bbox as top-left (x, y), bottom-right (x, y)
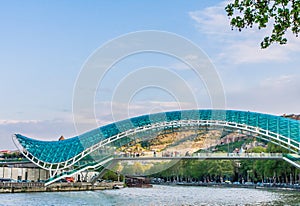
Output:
top-left (15, 110), bottom-right (300, 164)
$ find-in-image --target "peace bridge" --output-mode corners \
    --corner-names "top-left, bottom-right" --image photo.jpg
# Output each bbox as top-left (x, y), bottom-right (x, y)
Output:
top-left (12, 109), bottom-right (300, 186)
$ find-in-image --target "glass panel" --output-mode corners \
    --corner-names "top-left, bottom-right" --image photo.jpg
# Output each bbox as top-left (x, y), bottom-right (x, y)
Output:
top-left (15, 109), bottom-right (300, 164)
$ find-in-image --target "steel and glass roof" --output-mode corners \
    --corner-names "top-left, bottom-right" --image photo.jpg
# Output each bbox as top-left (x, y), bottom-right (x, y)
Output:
top-left (14, 110), bottom-right (300, 164)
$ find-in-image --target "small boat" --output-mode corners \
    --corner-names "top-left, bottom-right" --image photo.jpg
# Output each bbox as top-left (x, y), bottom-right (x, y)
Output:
top-left (113, 184), bottom-right (124, 189)
top-left (125, 176), bottom-right (153, 188)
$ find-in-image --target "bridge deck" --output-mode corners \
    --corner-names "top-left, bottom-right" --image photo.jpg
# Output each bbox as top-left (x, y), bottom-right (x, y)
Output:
top-left (14, 109), bottom-right (300, 167)
top-left (114, 153), bottom-right (283, 161)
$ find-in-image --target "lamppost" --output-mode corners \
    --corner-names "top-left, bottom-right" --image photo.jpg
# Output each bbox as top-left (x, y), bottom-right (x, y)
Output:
top-left (247, 170), bottom-right (252, 182)
top-left (117, 170), bottom-right (120, 182)
top-left (227, 137), bottom-right (229, 154)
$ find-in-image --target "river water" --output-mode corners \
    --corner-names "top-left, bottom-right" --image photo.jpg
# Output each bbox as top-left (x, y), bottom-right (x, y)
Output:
top-left (0, 185), bottom-right (300, 206)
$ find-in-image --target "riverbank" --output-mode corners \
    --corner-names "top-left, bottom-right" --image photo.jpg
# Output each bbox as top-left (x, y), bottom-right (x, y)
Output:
top-left (2, 180), bottom-right (298, 193)
top-left (155, 182), bottom-right (300, 192)
top-left (1, 185), bottom-right (295, 205)
top-left (0, 181), bottom-right (124, 193)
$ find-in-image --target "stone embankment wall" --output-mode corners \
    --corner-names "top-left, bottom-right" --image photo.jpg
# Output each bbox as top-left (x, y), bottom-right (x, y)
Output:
top-left (0, 182), bottom-right (121, 193)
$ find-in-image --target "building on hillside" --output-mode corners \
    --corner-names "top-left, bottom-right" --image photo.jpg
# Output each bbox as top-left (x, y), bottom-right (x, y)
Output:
top-left (282, 114), bottom-right (300, 120)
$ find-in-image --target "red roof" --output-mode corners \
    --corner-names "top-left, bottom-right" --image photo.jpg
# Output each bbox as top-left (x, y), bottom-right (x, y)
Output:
top-left (0, 150), bottom-right (11, 153)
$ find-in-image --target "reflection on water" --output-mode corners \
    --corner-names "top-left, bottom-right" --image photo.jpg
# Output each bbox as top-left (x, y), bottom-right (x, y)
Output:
top-left (0, 185), bottom-right (299, 206)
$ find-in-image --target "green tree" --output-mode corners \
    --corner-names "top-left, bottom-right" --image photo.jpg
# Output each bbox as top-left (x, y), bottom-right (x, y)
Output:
top-left (248, 146), bottom-right (266, 153)
top-left (225, 0), bottom-right (300, 48)
top-left (102, 170), bottom-right (119, 181)
top-left (266, 142), bottom-right (290, 153)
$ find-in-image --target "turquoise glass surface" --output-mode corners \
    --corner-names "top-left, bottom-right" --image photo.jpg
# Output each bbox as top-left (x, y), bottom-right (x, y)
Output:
top-left (15, 110), bottom-right (300, 163)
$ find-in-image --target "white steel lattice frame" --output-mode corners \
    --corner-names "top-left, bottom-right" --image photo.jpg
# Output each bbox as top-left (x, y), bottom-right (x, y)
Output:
top-left (13, 119), bottom-right (300, 178)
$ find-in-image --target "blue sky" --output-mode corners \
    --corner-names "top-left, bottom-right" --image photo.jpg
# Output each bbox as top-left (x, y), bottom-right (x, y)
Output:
top-left (1, 0), bottom-right (300, 149)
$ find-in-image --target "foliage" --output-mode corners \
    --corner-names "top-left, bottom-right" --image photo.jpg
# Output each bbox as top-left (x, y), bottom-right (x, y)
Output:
top-left (102, 170), bottom-right (124, 181)
top-left (214, 139), bottom-right (251, 153)
top-left (147, 160), bottom-right (235, 182)
top-left (247, 146), bottom-right (266, 153)
top-left (266, 142), bottom-right (290, 153)
top-left (2, 152), bottom-right (22, 159)
top-left (116, 141), bottom-right (300, 183)
top-left (197, 138), bottom-right (252, 153)
top-left (225, 0), bottom-right (300, 48)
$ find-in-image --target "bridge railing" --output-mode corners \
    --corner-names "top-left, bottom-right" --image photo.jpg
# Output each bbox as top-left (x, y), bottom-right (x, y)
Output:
top-left (114, 152), bottom-right (283, 159)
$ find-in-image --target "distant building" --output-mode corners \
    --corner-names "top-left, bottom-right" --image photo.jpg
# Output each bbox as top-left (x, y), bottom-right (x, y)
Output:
top-left (0, 161), bottom-right (49, 182)
top-left (0, 150), bottom-right (11, 154)
top-left (59, 135), bottom-right (65, 141)
top-left (282, 114), bottom-right (300, 120)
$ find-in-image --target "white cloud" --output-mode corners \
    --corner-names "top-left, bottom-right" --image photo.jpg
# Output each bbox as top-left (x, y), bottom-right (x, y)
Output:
top-left (94, 100), bottom-right (199, 127)
top-left (221, 40), bottom-right (290, 64)
top-left (168, 54), bottom-right (211, 71)
top-left (0, 118), bottom-right (77, 150)
top-left (189, 1), bottom-right (300, 64)
top-left (260, 75), bottom-right (296, 88)
top-left (189, 1), bottom-right (233, 36)
top-left (0, 120), bottom-right (42, 125)
top-left (184, 54), bottom-right (200, 61)
top-left (168, 62), bottom-right (191, 71)
top-left (226, 74), bottom-right (300, 114)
